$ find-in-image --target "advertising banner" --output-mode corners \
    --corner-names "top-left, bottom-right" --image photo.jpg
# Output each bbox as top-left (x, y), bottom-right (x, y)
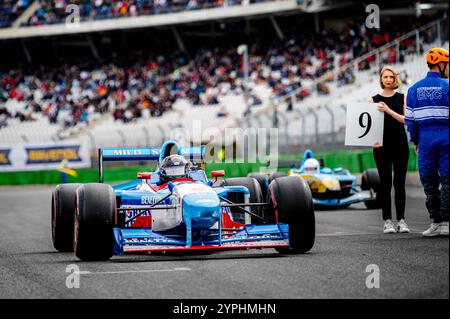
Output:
top-left (0, 140), bottom-right (91, 172)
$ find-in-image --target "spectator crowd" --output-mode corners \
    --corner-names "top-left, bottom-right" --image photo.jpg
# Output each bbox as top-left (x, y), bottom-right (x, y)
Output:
top-left (25, 0), bottom-right (264, 26)
top-left (0, 13), bottom-right (443, 128)
top-left (0, 0), bottom-right (30, 28)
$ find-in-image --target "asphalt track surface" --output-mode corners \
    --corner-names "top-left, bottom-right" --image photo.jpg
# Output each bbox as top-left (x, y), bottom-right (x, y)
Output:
top-left (0, 186), bottom-right (448, 299)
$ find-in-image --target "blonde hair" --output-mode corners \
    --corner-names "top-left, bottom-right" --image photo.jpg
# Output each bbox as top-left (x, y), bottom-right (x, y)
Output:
top-left (379, 66), bottom-right (402, 89)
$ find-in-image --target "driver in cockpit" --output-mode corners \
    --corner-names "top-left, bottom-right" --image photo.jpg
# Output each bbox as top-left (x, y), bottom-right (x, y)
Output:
top-left (158, 154), bottom-right (191, 184)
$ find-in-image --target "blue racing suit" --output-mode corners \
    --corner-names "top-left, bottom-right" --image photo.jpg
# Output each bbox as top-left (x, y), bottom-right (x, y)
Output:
top-left (405, 72), bottom-right (449, 222)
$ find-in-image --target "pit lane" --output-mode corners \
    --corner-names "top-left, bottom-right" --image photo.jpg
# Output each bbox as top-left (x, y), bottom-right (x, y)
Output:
top-left (0, 186), bottom-right (447, 299)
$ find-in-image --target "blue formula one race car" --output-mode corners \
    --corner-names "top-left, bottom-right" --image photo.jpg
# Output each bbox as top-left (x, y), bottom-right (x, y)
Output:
top-left (51, 141), bottom-right (315, 261)
top-left (248, 150), bottom-right (382, 210)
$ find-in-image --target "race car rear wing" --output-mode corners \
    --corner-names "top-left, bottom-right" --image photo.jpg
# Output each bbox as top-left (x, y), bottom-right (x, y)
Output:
top-left (265, 158), bottom-right (324, 169)
top-left (98, 145), bottom-right (205, 183)
top-left (265, 149), bottom-right (324, 169)
top-left (266, 160), bottom-right (301, 168)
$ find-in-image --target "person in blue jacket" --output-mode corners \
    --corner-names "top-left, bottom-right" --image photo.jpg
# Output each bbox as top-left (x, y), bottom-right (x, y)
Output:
top-left (405, 47), bottom-right (449, 237)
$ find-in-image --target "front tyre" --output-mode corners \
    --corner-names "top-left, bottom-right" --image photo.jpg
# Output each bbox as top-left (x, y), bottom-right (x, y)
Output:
top-left (269, 176), bottom-right (315, 254)
top-left (74, 183), bottom-right (116, 261)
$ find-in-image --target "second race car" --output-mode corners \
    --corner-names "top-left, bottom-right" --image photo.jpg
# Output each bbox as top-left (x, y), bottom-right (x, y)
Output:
top-left (248, 149), bottom-right (381, 210)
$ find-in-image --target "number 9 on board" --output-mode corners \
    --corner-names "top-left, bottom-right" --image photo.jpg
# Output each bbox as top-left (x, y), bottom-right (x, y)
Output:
top-left (344, 103), bottom-right (384, 147)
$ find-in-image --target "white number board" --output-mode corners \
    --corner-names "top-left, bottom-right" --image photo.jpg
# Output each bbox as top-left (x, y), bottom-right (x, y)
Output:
top-left (345, 103), bottom-right (384, 147)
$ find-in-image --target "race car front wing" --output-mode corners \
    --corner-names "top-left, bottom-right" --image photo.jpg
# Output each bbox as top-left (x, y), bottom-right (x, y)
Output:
top-left (313, 189), bottom-right (373, 207)
top-left (113, 224), bottom-right (290, 254)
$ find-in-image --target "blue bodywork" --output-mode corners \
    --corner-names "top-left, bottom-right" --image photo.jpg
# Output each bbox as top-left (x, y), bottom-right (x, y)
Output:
top-left (103, 141), bottom-right (289, 254)
top-left (289, 150), bottom-right (373, 208)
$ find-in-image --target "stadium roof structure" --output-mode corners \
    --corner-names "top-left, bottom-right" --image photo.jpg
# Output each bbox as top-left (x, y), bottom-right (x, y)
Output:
top-left (0, 0), bottom-right (356, 40)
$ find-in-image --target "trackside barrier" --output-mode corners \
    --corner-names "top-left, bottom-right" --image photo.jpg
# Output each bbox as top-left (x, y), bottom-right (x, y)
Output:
top-left (0, 148), bottom-right (418, 185)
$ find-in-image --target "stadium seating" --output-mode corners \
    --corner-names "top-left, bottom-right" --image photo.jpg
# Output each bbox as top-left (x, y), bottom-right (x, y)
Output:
top-left (269, 41), bottom-right (449, 148)
top-left (0, 0), bottom-right (30, 28)
top-left (0, 115), bottom-right (60, 144)
top-left (24, 0), bottom-right (266, 26)
top-left (0, 12), bottom-right (447, 149)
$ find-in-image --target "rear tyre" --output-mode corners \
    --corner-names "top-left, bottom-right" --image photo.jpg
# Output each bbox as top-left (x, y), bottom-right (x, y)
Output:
top-left (247, 173), bottom-right (269, 200)
top-left (51, 183), bottom-right (80, 252)
top-left (361, 169), bottom-right (382, 209)
top-left (74, 183), bottom-right (116, 261)
top-left (268, 176), bottom-right (315, 254)
top-left (222, 177), bottom-right (264, 224)
top-left (269, 172), bottom-right (288, 184)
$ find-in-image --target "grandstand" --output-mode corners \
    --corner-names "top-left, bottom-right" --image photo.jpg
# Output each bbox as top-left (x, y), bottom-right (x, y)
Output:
top-left (0, 0), bottom-right (449, 161)
top-left (260, 19), bottom-right (449, 153)
top-left (0, 1), bottom-right (31, 28)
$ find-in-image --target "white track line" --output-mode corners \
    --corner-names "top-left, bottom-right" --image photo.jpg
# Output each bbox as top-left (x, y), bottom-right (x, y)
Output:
top-left (78, 267), bottom-right (191, 275)
top-left (316, 231), bottom-right (423, 237)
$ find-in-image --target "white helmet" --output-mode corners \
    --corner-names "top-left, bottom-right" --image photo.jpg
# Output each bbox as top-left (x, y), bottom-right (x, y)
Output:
top-left (303, 158), bottom-right (320, 174)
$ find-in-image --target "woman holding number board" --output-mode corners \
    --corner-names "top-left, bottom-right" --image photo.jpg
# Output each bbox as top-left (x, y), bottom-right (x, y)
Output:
top-left (368, 66), bottom-right (409, 234)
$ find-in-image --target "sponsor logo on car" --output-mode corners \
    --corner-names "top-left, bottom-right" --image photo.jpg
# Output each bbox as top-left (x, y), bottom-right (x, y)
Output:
top-left (124, 208), bottom-right (151, 227)
top-left (113, 149), bottom-right (142, 156)
top-left (141, 195), bottom-right (159, 205)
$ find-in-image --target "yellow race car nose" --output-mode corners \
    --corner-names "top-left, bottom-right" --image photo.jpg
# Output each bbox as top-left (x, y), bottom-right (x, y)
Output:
top-left (321, 180), bottom-right (340, 191)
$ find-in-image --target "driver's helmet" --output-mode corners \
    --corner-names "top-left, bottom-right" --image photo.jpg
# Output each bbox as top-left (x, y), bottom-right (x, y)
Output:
top-left (159, 154), bottom-right (190, 183)
top-left (303, 158), bottom-right (320, 174)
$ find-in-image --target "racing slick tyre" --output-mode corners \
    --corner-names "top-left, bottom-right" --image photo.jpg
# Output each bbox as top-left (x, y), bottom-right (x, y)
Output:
top-left (268, 176), bottom-right (315, 254)
top-left (361, 169), bottom-right (381, 191)
top-left (52, 183), bottom-right (80, 252)
top-left (269, 172), bottom-right (288, 184)
top-left (74, 183), bottom-right (116, 261)
top-left (364, 197), bottom-right (381, 209)
top-left (247, 173), bottom-right (269, 200)
top-left (222, 177), bottom-right (265, 224)
top-left (361, 169), bottom-right (382, 209)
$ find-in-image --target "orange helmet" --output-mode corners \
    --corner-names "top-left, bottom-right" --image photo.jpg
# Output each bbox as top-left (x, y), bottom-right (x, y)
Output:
top-left (426, 47), bottom-right (449, 64)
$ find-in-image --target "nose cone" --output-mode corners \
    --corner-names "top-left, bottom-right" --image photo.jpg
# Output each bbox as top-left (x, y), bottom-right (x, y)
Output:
top-left (322, 178), bottom-right (340, 191)
top-left (182, 192), bottom-right (221, 229)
